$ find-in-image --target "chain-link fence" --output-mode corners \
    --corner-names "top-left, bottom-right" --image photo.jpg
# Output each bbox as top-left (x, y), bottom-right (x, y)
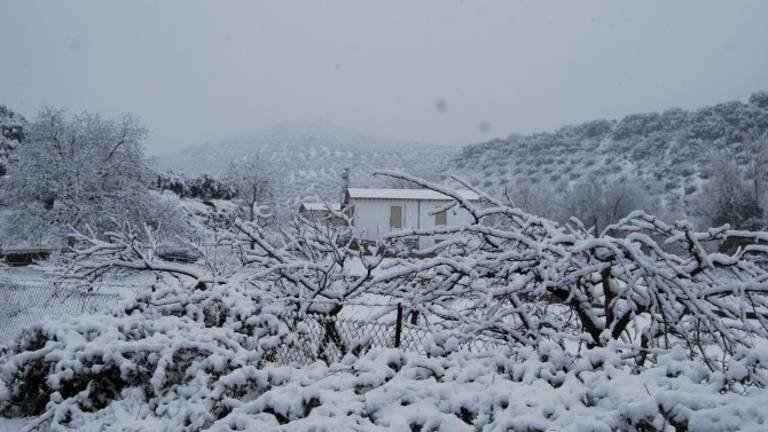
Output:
top-left (0, 280), bottom-right (507, 366)
top-left (0, 281), bottom-right (119, 355)
top-left (267, 309), bottom-right (507, 365)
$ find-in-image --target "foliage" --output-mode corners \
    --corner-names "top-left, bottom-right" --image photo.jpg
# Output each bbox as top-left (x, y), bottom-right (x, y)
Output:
top-left (449, 91), bottom-right (768, 218)
top-left (2, 322), bottom-right (768, 431)
top-left (0, 105), bottom-right (26, 177)
top-left (156, 171), bottom-right (238, 200)
top-left (0, 107), bottom-right (188, 246)
top-left (0, 282), bottom-right (289, 422)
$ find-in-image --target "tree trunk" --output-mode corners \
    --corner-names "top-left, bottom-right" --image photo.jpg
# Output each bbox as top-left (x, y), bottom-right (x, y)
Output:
top-left (249, 192), bottom-right (256, 249)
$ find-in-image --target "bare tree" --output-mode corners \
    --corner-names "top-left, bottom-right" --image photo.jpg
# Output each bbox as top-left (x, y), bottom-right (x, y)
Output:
top-left (744, 130), bottom-right (768, 204)
top-left (699, 155), bottom-right (764, 252)
top-left (600, 181), bottom-right (649, 233)
top-left (63, 172), bottom-right (768, 381)
top-left (226, 156), bottom-right (274, 224)
top-left (503, 181), bottom-right (560, 220)
top-left (560, 175), bottom-right (648, 235)
top-left (373, 171), bottom-right (768, 375)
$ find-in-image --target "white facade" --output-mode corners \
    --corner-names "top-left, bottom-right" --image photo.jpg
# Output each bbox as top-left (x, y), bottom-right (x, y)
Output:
top-left (344, 188), bottom-right (479, 249)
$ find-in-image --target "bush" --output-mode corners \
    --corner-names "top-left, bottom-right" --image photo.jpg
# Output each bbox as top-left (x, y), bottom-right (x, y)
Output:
top-left (157, 172), bottom-right (238, 200)
top-left (0, 282), bottom-right (289, 423)
top-left (4, 339), bottom-right (768, 431)
top-left (750, 90), bottom-right (768, 109)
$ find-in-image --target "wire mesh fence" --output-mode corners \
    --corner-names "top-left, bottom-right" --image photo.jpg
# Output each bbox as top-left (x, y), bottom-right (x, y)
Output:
top-left (0, 280), bottom-right (507, 366)
top-left (0, 280), bottom-right (119, 354)
top-left (266, 308), bottom-right (508, 366)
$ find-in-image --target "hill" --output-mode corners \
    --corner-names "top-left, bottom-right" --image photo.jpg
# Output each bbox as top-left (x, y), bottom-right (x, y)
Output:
top-left (154, 119), bottom-right (458, 205)
top-left (447, 91), bottom-right (768, 215)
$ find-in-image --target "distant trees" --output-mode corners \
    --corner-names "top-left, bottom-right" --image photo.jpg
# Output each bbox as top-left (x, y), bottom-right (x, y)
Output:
top-left (0, 107), bottom-right (186, 245)
top-left (155, 171), bottom-right (189, 197)
top-left (226, 156), bottom-right (273, 223)
top-left (504, 182), bottom-right (561, 220)
top-left (601, 181), bottom-right (649, 227)
top-left (0, 105), bottom-right (26, 177)
top-left (750, 90), bottom-right (768, 109)
top-left (699, 157), bottom-right (764, 252)
top-left (156, 171), bottom-right (237, 200)
top-left (560, 175), bottom-right (648, 234)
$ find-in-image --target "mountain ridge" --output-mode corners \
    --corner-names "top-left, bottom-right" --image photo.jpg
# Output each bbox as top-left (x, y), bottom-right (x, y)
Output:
top-left (154, 119), bottom-right (459, 204)
top-left (155, 92), bottom-right (768, 217)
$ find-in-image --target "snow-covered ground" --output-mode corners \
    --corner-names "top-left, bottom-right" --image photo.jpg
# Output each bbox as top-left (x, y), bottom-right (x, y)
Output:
top-left (0, 417), bottom-right (32, 431)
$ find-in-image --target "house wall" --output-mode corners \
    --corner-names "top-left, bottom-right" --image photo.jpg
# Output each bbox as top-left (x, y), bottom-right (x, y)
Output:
top-left (349, 198), bottom-right (474, 249)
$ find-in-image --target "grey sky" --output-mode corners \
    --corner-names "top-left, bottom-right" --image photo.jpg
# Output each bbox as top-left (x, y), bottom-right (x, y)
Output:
top-left (1, 1), bottom-right (767, 155)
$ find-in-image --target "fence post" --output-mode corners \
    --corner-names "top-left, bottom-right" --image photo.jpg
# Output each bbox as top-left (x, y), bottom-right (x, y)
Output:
top-left (394, 303), bottom-right (403, 348)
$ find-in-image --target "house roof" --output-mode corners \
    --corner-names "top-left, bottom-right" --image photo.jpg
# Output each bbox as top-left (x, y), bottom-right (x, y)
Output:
top-left (346, 188), bottom-right (480, 201)
top-left (301, 202), bottom-right (341, 211)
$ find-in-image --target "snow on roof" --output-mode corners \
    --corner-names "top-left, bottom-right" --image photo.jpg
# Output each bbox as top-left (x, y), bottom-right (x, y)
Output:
top-left (346, 188), bottom-right (480, 201)
top-left (301, 202), bottom-right (341, 211)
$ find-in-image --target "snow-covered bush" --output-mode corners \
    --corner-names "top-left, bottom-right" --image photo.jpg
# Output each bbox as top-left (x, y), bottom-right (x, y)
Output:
top-left (367, 172), bottom-right (768, 380)
top-left (0, 280), bottom-right (294, 423)
top-left (4, 340), bottom-right (768, 431)
top-left (0, 107), bottom-right (191, 246)
top-left (4, 173), bottom-right (768, 430)
top-left (58, 173), bottom-right (768, 376)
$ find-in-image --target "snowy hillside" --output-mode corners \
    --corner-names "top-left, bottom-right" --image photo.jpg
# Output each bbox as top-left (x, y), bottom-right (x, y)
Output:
top-left (154, 119), bottom-right (459, 204)
top-left (448, 91), bottom-right (768, 214)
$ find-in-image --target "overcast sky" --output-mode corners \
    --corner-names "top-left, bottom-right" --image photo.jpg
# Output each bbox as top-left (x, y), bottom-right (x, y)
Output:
top-left (1, 1), bottom-right (767, 154)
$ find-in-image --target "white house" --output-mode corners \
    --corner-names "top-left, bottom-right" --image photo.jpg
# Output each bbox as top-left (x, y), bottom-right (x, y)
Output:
top-left (343, 188), bottom-right (480, 249)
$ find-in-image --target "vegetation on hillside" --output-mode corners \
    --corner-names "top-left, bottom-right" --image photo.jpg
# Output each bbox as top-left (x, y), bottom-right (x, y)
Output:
top-left (450, 91), bottom-right (768, 226)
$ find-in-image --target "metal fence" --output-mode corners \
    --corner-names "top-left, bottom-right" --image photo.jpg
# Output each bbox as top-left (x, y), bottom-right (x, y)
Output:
top-left (0, 281), bottom-right (119, 352)
top-left (267, 307), bottom-right (507, 365)
top-left (0, 281), bottom-right (506, 366)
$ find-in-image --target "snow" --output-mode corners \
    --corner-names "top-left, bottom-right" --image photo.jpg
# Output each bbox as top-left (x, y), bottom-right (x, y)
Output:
top-left (0, 417), bottom-right (33, 431)
top-left (4, 173), bottom-right (768, 431)
top-left (4, 339), bottom-right (768, 431)
top-left (347, 188), bottom-right (480, 201)
top-left (300, 202), bottom-right (341, 211)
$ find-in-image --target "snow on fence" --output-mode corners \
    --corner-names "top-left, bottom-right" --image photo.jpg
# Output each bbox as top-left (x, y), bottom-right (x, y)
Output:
top-left (268, 306), bottom-right (507, 366)
top-left (0, 281), bottom-right (506, 366)
top-left (0, 281), bottom-right (119, 355)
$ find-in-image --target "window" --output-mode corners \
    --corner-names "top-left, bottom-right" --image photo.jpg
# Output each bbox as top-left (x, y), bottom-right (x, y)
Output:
top-left (389, 206), bottom-right (403, 229)
top-left (435, 210), bottom-right (447, 225)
